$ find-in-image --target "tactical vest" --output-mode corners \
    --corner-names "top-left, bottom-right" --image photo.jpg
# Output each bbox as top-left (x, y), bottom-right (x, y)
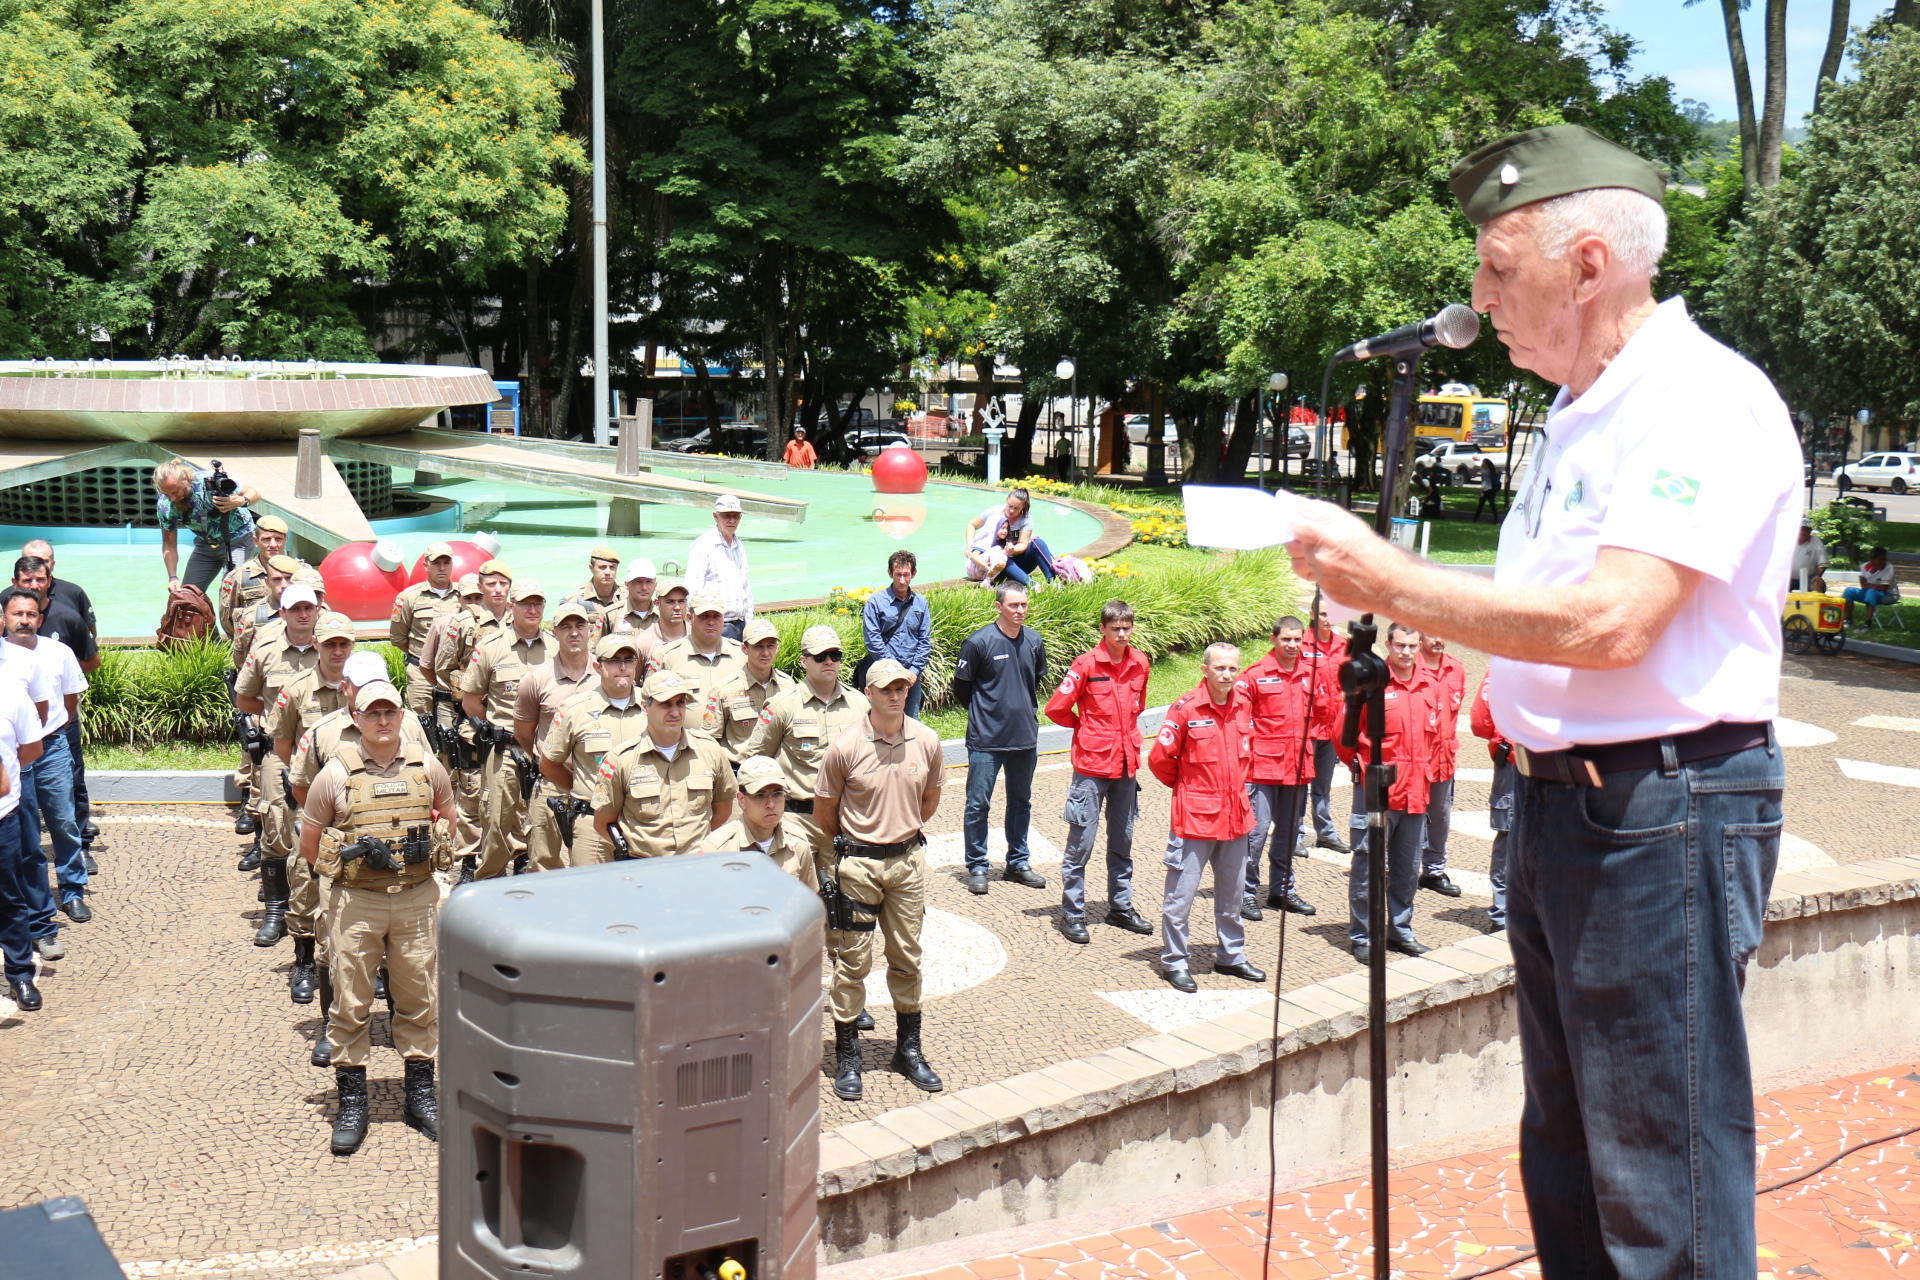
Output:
top-left (316, 743), bottom-right (450, 889)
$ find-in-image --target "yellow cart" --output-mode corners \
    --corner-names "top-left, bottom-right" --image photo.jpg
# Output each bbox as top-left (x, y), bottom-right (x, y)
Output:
top-left (1783, 590), bottom-right (1847, 656)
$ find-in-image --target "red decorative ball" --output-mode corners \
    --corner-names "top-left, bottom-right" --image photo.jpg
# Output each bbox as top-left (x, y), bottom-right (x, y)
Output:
top-left (319, 543), bottom-right (412, 621)
top-left (406, 539), bottom-right (493, 587)
top-left (871, 444), bottom-right (928, 494)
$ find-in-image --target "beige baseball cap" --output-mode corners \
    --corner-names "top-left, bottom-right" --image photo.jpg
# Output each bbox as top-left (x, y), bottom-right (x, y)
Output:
top-left (642, 670), bottom-right (694, 701)
top-left (292, 566), bottom-right (324, 587)
top-left (589, 545), bottom-right (620, 563)
top-left (594, 633), bottom-right (641, 660)
top-left (659, 580), bottom-right (688, 598)
top-left (354, 680), bottom-right (403, 710)
top-left (713, 494), bottom-right (743, 514)
top-left (478, 558), bottom-right (512, 578)
top-left (687, 590), bottom-right (725, 617)
top-left (864, 658), bottom-right (914, 689)
top-left (456, 573), bottom-right (481, 596)
top-left (314, 612), bottom-right (356, 642)
top-left (736, 756), bottom-right (788, 794)
top-left (741, 618), bottom-right (779, 645)
top-left (508, 578), bottom-right (546, 603)
top-left (625, 558), bottom-right (658, 582)
top-left (424, 541), bottom-right (455, 561)
top-left (801, 625), bottom-right (844, 655)
top-left (254, 515), bottom-right (289, 535)
top-left (551, 599), bottom-right (592, 624)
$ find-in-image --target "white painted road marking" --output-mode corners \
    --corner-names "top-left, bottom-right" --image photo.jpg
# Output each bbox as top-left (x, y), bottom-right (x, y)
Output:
top-left (1837, 758), bottom-right (1920, 788)
top-left (1853, 715), bottom-right (1920, 734)
top-left (864, 907), bottom-right (1007, 1006)
top-left (1775, 718), bottom-right (1838, 747)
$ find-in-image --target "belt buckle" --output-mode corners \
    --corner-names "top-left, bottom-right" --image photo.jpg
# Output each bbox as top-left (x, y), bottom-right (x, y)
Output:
top-left (387, 884), bottom-right (404, 893)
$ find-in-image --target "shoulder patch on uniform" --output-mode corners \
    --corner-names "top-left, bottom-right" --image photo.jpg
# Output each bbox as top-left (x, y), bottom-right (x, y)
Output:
top-left (1157, 722), bottom-right (1177, 746)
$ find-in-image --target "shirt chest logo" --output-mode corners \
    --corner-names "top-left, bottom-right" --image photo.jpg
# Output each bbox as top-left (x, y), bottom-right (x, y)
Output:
top-left (1563, 479), bottom-right (1584, 511)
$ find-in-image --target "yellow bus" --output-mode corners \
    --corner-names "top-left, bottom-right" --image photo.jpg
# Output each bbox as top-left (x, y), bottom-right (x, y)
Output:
top-left (1414, 385), bottom-right (1509, 444)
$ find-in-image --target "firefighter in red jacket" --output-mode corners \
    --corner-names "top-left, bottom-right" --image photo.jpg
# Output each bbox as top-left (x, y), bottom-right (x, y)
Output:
top-left (1337, 622), bottom-right (1437, 963)
top-left (1302, 602), bottom-right (1350, 853)
top-left (1044, 600), bottom-right (1154, 944)
top-left (1470, 670), bottom-right (1515, 931)
top-left (1148, 642), bottom-right (1263, 992)
top-left (1418, 633), bottom-right (1468, 899)
top-left (1235, 615), bottom-right (1319, 921)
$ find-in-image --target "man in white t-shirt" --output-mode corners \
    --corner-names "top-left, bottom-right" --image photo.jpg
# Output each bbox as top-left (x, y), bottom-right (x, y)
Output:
top-left (0, 677), bottom-right (47, 1009)
top-left (684, 494), bottom-right (753, 640)
top-left (1286, 127), bottom-right (1799, 1276)
top-left (3, 588), bottom-right (90, 928)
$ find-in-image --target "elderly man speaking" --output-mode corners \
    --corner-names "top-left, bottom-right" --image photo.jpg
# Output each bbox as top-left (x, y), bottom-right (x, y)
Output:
top-left (1286, 126), bottom-right (1800, 1277)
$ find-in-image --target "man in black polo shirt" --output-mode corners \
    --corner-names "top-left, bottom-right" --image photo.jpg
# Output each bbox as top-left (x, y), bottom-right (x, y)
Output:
top-left (22, 541), bottom-right (94, 641)
top-left (13, 556), bottom-right (100, 859)
top-left (952, 581), bottom-right (1047, 895)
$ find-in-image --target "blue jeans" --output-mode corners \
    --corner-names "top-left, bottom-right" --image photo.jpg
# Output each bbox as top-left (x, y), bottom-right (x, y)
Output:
top-left (999, 538), bottom-right (1056, 587)
top-left (1841, 586), bottom-right (1892, 607)
top-left (963, 748), bottom-right (1036, 872)
top-left (67, 718), bottom-right (90, 844)
top-left (1244, 782), bottom-right (1306, 898)
top-left (903, 676), bottom-right (925, 721)
top-left (0, 808), bottom-right (34, 979)
top-left (30, 732), bottom-right (84, 904)
top-left (1060, 772), bottom-right (1137, 917)
top-left (1508, 735), bottom-right (1783, 1278)
top-left (15, 764), bottom-right (54, 939)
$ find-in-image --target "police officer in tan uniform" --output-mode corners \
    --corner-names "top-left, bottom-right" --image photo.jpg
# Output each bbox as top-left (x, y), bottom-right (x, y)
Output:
top-left (740, 624), bottom-right (868, 864)
top-left (235, 564), bottom-right (324, 670)
top-left (815, 658), bottom-right (945, 1101)
top-left (437, 560), bottom-right (512, 873)
top-left (512, 600), bottom-right (595, 871)
top-left (419, 573), bottom-right (484, 755)
top-left (388, 541), bottom-right (462, 715)
top-left (696, 755), bottom-right (818, 880)
top-left (539, 634), bottom-right (649, 866)
top-left (230, 552), bottom-right (297, 846)
top-left (590, 671), bottom-right (735, 858)
top-left (700, 618), bottom-right (793, 763)
top-left (298, 680), bottom-right (453, 1156)
top-left (235, 582), bottom-right (322, 947)
top-left (267, 613), bottom-right (355, 1003)
top-left (219, 514), bottom-right (289, 638)
top-left (651, 590), bottom-right (744, 698)
top-left (557, 545), bottom-right (624, 635)
top-left (462, 577), bottom-right (552, 879)
top-left (642, 581), bottom-right (692, 656)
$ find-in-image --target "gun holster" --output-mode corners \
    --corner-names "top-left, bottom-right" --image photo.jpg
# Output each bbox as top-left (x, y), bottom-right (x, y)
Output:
top-left (546, 795), bottom-right (592, 849)
top-left (508, 746), bottom-right (537, 803)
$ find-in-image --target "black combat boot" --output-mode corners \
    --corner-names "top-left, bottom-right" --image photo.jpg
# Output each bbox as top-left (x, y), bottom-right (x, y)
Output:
top-left (253, 859), bottom-right (289, 947)
top-left (235, 809), bottom-right (259, 837)
top-left (237, 828), bottom-right (262, 871)
top-left (289, 935), bottom-right (318, 1004)
top-left (374, 967), bottom-right (391, 1007)
top-left (831, 1020), bottom-right (864, 1101)
top-left (855, 1011), bottom-right (875, 1032)
top-left (330, 1066), bottom-right (369, 1155)
top-left (310, 968), bottom-right (335, 1067)
top-left (402, 1057), bottom-right (440, 1140)
top-left (457, 856), bottom-right (476, 885)
top-left (889, 1011), bottom-right (944, 1093)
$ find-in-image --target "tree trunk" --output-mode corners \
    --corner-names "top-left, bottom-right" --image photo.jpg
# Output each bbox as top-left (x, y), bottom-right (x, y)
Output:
top-left (1757, 0), bottom-right (1789, 186)
top-left (1894, 0), bottom-right (1917, 26)
top-left (1188, 397), bottom-right (1228, 482)
top-left (1221, 394), bottom-right (1261, 482)
top-left (550, 264), bottom-right (587, 440)
top-left (1006, 396), bottom-right (1040, 477)
top-left (524, 264), bottom-right (548, 437)
top-left (1720, 0), bottom-right (1762, 191)
top-left (1814, 0), bottom-right (1850, 114)
top-left (758, 246), bottom-right (807, 463)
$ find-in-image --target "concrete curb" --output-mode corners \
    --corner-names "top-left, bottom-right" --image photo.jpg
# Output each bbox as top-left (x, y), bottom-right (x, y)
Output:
top-left (1846, 636), bottom-right (1920, 664)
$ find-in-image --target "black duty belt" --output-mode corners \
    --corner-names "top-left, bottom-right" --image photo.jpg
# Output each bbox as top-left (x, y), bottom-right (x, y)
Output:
top-left (1513, 721), bottom-right (1771, 787)
top-left (784, 797), bottom-right (815, 815)
top-left (842, 834), bottom-right (924, 858)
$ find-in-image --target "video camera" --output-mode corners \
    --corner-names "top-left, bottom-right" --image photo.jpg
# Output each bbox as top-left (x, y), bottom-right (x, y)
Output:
top-left (207, 460), bottom-right (238, 499)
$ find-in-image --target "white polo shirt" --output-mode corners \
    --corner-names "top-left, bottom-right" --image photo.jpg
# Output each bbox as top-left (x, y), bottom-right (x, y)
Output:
top-left (686, 527), bottom-right (753, 622)
top-left (6, 636), bottom-right (85, 734)
top-left (0, 642), bottom-right (53, 712)
top-left (1490, 297), bottom-right (1802, 752)
top-left (0, 681), bottom-right (44, 820)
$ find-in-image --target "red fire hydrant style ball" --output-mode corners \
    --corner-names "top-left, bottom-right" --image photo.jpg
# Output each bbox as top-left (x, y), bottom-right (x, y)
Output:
top-left (871, 444), bottom-right (928, 494)
top-left (319, 543), bottom-right (411, 621)
top-left (405, 539), bottom-right (493, 587)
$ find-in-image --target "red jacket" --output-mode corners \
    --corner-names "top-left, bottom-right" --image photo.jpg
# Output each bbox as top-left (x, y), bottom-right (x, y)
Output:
top-left (1148, 683), bottom-right (1254, 841)
top-left (1045, 643), bottom-right (1151, 778)
top-left (1469, 672), bottom-right (1511, 763)
top-left (1335, 663), bottom-right (1436, 814)
top-left (1304, 630), bottom-right (1346, 742)
top-left (1236, 650), bottom-right (1317, 784)
top-left (1421, 652), bottom-right (1466, 782)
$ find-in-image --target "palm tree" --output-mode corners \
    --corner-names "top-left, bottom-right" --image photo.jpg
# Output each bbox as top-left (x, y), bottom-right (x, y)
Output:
top-left (1690, 0), bottom-right (1760, 189)
top-left (1757, 0), bottom-right (1788, 186)
top-left (1814, 0), bottom-right (1849, 115)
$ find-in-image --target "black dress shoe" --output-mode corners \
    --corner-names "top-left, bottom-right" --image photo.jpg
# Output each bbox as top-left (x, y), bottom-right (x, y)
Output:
top-left (1352, 943), bottom-right (1371, 964)
top-left (1003, 864), bottom-right (1046, 889)
top-left (82, 820), bottom-right (99, 842)
top-left (1387, 937), bottom-right (1432, 957)
top-left (9, 978), bottom-right (42, 1011)
top-left (1419, 871), bottom-right (1462, 898)
top-left (1269, 891), bottom-right (1318, 916)
top-left (237, 841), bottom-right (263, 873)
top-left (310, 1036), bottom-right (333, 1068)
top-left (1318, 833), bottom-right (1351, 853)
top-left (1240, 895), bottom-right (1263, 921)
top-left (234, 811), bottom-right (259, 836)
top-left (1105, 907), bottom-right (1154, 935)
top-left (60, 897), bottom-right (91, 924)
top-left (82, 852), bottom-right (98, 875)
top-left (855, 1010), bottom-right (874, 1032)
top-left (1213, 961), bottom-right (1267, 983)
top-left (965, 869), bottom-right (989, 895)
top-left (1060, 916), bottom-right (1090, 945)
top-left (1162, 967), bottom-right (1197, 993)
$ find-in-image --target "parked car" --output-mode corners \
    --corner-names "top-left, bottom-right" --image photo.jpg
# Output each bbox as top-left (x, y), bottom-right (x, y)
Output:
top-left (1124, 414), bottom-right (1179, 445)
top-left (1834, 452), bottom-right (1920, 495)
top-left (659, 428), bottom-right (712, 453)
top-left (1415, 440), bottom-right (1507, 485)
top-left (851, 428), bottom-right (913, 457)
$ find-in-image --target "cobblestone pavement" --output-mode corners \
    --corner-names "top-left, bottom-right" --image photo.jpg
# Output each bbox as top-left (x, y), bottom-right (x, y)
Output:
top-left (0, 646), bottom-right (1913, 1275)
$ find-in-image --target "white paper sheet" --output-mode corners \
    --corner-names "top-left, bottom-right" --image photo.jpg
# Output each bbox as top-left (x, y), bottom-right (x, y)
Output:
top-left (1179, 485), bottom-right (1305, 549)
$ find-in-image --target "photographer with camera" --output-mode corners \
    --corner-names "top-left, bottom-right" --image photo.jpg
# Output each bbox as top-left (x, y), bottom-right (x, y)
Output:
top-left (153, 459), bottom-right (263, 593)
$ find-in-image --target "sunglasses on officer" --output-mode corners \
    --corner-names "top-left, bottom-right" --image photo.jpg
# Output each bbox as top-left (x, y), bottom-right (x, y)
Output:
top-left (805, 649), bottom-right (844, 664)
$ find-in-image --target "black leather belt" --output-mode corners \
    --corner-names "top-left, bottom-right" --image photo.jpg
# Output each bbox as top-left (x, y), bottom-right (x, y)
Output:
top-left (1513, 721), bottom-right (1771, 787)
top-left (843, 834), bottom-right (924, 858)
top-left (784, 797), bottom-right (814, 815)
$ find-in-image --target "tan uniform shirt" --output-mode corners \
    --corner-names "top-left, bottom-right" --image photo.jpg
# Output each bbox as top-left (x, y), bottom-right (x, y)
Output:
top-left (651, 635), bottom-right (746, 701)
top-left (592, 730), bottom-right (737, 857)
top-left (267, 668), bottom-right (350, 746)
top-left (291, 705), bottom-right (434, 790)
top-left (740, 682), bottom-right (871, 800)
top-left (232, 604), bottom-right (283, 671)
top-left (512, 657), bottom-right (597, 748)
top-left (700, 667), bottom-right (796, 762)
top-left (607, 604), bottom-right (659, 636)
top-left (560, 586), bottom-right (625, 637)
top-left (389, 581), bottom-right (463, 660)
top-left (462, 630), bottom-right (554, 728)
top-left (433, 607), bottom-right (507, 687)
top-left (696, 814), bottom-right (819, 881)
top-left (236, 636), bottom-right (319, 708)
top-left (220, 553), bottom-right (273, 636)
top-left (303, 752), bottom-right (455, 831)
top-left (540, 689), bottom-right (649, 801)
top-left (815, 717), bottom-right (944, 846)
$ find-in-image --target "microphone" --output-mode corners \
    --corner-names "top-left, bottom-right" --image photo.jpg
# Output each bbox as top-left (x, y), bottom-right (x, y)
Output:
top-left (1332, 304), bottom-right (1482, 364)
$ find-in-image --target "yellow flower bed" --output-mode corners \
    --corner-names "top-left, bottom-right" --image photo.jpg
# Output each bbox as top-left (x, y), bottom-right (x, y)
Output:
top-left (826, 585), bottom-right (877, 616)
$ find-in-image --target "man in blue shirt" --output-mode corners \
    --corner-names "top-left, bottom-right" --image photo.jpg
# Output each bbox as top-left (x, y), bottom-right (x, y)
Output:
top-left (952, 581), bottom-right (1047, 895)
top-left (153, 458), bottom-right (262, 593)
top-left (861, 551), bottom-right (932, 719)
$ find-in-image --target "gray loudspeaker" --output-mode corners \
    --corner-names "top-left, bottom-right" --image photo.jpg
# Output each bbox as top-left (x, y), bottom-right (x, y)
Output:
top-left (438, 854), bottom-right (825, 1280)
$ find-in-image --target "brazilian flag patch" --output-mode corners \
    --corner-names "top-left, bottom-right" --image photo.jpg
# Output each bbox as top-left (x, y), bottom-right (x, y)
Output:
top-left (1651, 470), bottom-right (1702, 506)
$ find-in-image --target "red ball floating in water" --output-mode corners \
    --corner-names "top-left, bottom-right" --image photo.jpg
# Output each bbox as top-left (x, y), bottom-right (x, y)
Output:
top-left (871, 444), bottom-right (928, 495)
top-left (319, 542), bottom-right (411, 621)
top-left (406, 539), bottom-right (493, 587)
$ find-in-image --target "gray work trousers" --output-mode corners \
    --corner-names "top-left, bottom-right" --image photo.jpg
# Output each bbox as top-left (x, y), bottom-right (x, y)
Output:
top-left (1487, 758), bottom-right (1516, 930)
top-left (1422, 777), bottom-right (1455, 873)
top-left (1244, 782), bottom-right (1306, 899)
top-left (1347, 785), bottom-right (1425, 946)
top-left (1059, 771), bottom-right (1138, 919)
top-left (1160, 835), bottom-right (1249, 972)
top-left (183, 534), bottom-right (256, 593)
top-left (1305, 739), bottom-right (1342, 842)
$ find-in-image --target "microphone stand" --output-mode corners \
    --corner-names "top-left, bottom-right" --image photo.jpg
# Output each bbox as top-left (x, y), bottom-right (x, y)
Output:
top-left (1336, 353), bottom-right (1421, 1279)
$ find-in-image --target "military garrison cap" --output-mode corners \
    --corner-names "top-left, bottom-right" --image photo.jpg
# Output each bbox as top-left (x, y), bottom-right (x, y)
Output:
top-left (1449, 125), bottom-right (1666, 227)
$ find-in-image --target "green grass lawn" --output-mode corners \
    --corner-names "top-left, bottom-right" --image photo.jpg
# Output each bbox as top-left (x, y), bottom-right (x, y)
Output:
top-left (87, 742), bottom-right (236, 771)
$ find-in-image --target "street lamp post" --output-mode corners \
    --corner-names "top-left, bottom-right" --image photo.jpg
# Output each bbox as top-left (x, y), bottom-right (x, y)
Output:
top-left (1265, 371), bottom-right (1288, 490)
top-left (1055, 358), bottom-right (1076, 481)
top-left (589, 0), bottom-right (610, 447)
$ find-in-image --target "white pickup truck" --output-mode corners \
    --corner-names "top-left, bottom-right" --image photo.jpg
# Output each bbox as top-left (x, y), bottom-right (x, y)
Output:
top-left (1415, 440), bottom-right (1507, 485)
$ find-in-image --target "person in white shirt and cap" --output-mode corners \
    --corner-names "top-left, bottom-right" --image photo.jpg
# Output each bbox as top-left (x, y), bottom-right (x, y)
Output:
top-left (1789, 517), bottom-right (1828, 593)
top-left (686, 493), bottom-right (752, 640)
top-left (1285, 124), bottom-right (1800, 1278)
top-left (612, 558), bottom-right (660, 636)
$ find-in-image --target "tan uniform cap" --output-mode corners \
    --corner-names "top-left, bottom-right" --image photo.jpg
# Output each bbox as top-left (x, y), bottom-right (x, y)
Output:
top-left (255, 515), bottom-right (289, 535)
top-left (314, 612), bottom-right (356, 642)
top-left (508, 578), bottom-right (546, 603)
top-left (595, 633), bottom-right (641, 659)
top-left (687, 590), bottom-right (725, 616)
top-left (741, 618), bottom-right (779, 645)
top-left (643, 670), bottom-right (694, 701)
top-left (801, 625), bottom-right (843, 655)
top-left (736, 755), bottom-right (787, 793)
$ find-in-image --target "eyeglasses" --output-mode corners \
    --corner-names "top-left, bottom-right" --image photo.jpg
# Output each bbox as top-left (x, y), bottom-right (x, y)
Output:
top-left (808, 650), bottom-right (844, 663)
